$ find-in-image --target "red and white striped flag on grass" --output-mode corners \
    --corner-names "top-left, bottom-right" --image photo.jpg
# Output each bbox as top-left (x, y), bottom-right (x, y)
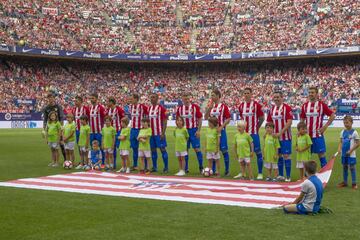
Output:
top-left (0, 158), bottom-right (335, 209)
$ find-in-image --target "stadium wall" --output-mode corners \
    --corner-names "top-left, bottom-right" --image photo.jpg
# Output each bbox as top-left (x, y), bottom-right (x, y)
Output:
top-left (0, 45), bottom-right (359, 63)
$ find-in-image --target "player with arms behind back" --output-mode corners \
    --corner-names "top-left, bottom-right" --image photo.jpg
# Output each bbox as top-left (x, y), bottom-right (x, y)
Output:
top-left (72, 95), bottom-right (89, 153)
top-left (267, 91), bottom-right (293, 182)
top-left (176, 91), bottom-right (204, 173)
top-left (89, 93), bottom-right (106, 163)
top-left (148, 93), bottom-right (169, 173)
top-left (300, 86), bottom-right (335, 168)
top-left (107, 97), bottom-right (125, 168)
top-left (129, 93), bottom-right (148, 170)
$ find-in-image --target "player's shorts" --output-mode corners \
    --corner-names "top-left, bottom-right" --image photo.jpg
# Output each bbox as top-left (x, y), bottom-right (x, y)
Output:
top-left (206, 152), bottom-right (221, 160)
top-left (130, 128), bottom-right (140, 149)
top-left (311, 136), bottom-right (326, 154)
top-left (104, 148), bottom-right (114, 154)
top-left (90, 133), bottom-right (102, 147)
top-left (220, 128), bottom-right (228, 151)
top-left (79, 146), bottom-right (88, 152)
top-left (250, 134), bottom-right (261, 153)
top-left (175, 151), bottom-right (188, 157)
top-left (296, 203), bottom-right (309, 215)
top-left (342, 157), bottom-right (356, 165)
top-left (264, 162), bottom-right (278, 169)
top-left (238, 158), bottom-right (251, 163)
top-left (296, 161), bottom-right (306, 168)
top-left (115, 130), bottom-right (121, 149)
top-left (75, 130), bottom-right (80, 144)
top-left (64, 141), bottom-right (75, 150)
top-left (48, 142), bottom-right (59, 149)
top-left (119, 150), bottom-right (130, 156)
top-left (187, 128), bottom-right (201, 149)
top-left (150, 135), bottom-right (167, 149)
top-left (138, 150), bottom-right (151, 158)
top-left (279, 140), bottom-right (292, 155)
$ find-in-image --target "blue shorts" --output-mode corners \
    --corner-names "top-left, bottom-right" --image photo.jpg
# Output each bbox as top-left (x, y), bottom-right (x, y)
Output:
top-left (220, 128), bottom-right (228, 151)
top-left (90, 133), bottom-right (102, 147)
top-left (296, 203), bottom-right (309, 215)
top-left (187, 128), bottom-right (201, 149)
top-left (311, 136), bottom-right (326, 154)
top-left (279, 140), bottom-right (292, 155)
top-left (130, 128), bottom-right (140, 149)
top-left (75, 130), bottom-right (80, 144)
top-left (342, 157), bottom-right (356, 165)
top-left (115, 130), bottom-right (121, 149)
top-left (250, 134), bottom-right (261, 153)
top-left (150, 135), bottom-right (167, 149)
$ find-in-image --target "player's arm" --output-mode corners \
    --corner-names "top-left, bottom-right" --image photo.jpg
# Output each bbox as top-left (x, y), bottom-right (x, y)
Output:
top-left (86, 131), bottom-right (90, 149)
top-left (300, 104), bottom-right (306, 123)
top-left (348, 139), bottom-right (360, 155)
top-left (258, 116), bottom-right (264, 131)
top-left (279, 108), bottom-right (292, 137)
top-left (57, 105), bottom-right (65, 126)
top-left (43, 107), bottom-right (49, 130)
top-left (337, 138), bottom-right (343, 155)
top-left (65, 127), bottom-right (75, 142)
top-left (119, 134), bottom-right (126, 141)
top-left (161, 107), bottom-right (167, 139)
top-left (97, 152), bottom-right (103, 165)
top-left (219, 106), bottom-right (231, 131)
top-left (203, 136), bottom-right (207, 154)
top-left (204, 100), bottom-right (214, 120)
top-left (217, 132), bottom-right (221, 153)
top-left (299, 143), bottom-right (311, 153)
top-left (88, 152), bottom-right (92, 166)
top-left (257, 103), bottom-right (265, 130)
top-left (44, 125), bottom-right (49, 143)
top-left (293, 192), bottom-right (305, 204)
top-left (195, 104), bottom-right (202, 138)
top-left (320, 108), bottom-right (335, 134)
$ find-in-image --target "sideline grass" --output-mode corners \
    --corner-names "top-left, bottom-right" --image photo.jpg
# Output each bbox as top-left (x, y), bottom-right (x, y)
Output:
top-left (0, 128), bottom-right (359, 240)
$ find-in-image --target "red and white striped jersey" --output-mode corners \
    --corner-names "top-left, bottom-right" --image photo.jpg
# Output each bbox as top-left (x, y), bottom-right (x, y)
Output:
top-left (107, 106), bottom-right (125, 132)
top-left (209, 103), bottom-right (231, 126)
top-left (89, 104), bottom-right (106, 134)
top-left (238, 100), bottom-right (264, 134)
top-left (300, 101), bottom-right (333, 138)
top-left (148, 104), bottom-right (167, 136)
top-left (176, 104), bottom-right (202, 129)
top-left (267, 104), bottom-right (293, 141)
top-left (130, 104), bottom-right (148, 129)
top-left (72, 105), bottom-right (89, 131)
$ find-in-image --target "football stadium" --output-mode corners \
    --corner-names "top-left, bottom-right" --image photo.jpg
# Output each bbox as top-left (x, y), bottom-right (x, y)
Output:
top-left (0, 1), bottom-right (359, 239)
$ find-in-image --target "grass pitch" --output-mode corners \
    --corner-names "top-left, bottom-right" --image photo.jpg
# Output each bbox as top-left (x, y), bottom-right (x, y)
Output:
top-left (0, 127), bottom-right (359, 240)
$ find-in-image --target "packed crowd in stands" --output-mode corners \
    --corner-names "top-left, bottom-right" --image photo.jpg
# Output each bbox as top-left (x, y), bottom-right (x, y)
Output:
top-left (0, 57), bottom-right (358, 114)
top-left (0, 0), bottom-right (358, 54)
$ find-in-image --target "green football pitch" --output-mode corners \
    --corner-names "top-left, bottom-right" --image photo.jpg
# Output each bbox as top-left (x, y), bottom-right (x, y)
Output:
top-left (0, 128), bottom-right (359, 240)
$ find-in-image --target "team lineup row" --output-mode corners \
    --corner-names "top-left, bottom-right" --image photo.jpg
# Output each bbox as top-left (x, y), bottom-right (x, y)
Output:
top-left (43, 86), bottom-right (358, 182)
